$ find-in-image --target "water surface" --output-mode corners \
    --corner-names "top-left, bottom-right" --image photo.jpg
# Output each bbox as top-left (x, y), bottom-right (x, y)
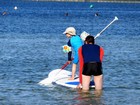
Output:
top-left (0, 1), bottom-right (140, 105)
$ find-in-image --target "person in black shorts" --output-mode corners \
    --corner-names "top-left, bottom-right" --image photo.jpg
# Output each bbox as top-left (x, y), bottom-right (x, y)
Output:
top-left (82, 62), bottom-right (103, 76)
top-left (77, 35), bottom-right (104, 90)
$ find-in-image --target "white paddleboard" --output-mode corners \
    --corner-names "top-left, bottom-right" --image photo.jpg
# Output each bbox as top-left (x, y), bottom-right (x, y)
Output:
top-left (55, 77), bottom-right (95, 88)
top-left (39, 69), bottom-right (95, 88)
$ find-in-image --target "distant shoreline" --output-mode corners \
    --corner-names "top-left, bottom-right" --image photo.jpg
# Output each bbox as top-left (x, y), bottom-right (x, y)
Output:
top-left (32, 0), bottom-right (140, 3)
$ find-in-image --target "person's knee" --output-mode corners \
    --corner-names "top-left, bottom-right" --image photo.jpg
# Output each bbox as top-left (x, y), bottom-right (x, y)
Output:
top-left (95, 85), bottom-right (102, 90)
top-left (94, 75), bottom-right (103, 90)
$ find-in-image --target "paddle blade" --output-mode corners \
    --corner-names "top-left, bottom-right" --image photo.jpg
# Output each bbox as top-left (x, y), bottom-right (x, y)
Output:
top-left (38, 77), bottom-right (54, 86)
top-left (38, 69), bottom-right (72, 86)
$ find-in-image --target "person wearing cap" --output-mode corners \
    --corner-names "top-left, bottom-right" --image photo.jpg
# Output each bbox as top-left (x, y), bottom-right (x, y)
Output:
top-left (63, 27), bottom-right (83, 80)
top-left (77, 35), bottom-right (104, 90)
top-left (80, 31), bottom-right (90, 42)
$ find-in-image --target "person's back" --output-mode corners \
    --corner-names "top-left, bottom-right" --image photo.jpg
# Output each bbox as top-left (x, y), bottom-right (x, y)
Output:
top-left (70, 35), bottom-right (83, 53)
top-left (82, 44), bottom-right (101, 63)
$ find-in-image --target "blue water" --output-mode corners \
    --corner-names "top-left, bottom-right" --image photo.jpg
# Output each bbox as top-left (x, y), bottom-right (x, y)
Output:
top-left (0, 1), bottom-right (140, 105)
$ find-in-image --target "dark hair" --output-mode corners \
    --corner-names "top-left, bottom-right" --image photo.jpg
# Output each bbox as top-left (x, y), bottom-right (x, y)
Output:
top-left (85, 35), bottom-right (94, 44)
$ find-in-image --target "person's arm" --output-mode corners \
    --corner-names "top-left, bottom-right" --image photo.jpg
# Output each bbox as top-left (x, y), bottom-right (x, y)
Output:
top-left (100, 47), bottom-right (104, 62)
top-left (78, 47), bottom-right (84, 84)
top-left (67, 40), bottom-right (72, 61)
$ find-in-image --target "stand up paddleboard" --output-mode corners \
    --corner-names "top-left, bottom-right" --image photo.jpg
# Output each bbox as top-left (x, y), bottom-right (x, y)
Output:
top-left (39, 69), bottom-right (95, 88)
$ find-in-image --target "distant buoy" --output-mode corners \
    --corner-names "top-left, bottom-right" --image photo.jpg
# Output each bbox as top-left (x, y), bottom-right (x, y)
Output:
top-left (90, 4), bottom-right (94, 8)
top-left (14, 6), bottom-right (18, 10)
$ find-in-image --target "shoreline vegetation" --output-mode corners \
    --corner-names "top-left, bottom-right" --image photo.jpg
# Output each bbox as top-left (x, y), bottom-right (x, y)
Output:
top-left (31, 0), bottom-right (140, 3)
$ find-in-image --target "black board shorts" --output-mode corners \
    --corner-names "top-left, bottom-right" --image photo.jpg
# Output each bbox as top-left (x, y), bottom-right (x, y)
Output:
top-left (82, 62), bottom-right (103, 76)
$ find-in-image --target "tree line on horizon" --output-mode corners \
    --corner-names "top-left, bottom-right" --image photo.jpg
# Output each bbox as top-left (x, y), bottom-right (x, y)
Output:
top-left (32, 0), bottom-right (140, 3)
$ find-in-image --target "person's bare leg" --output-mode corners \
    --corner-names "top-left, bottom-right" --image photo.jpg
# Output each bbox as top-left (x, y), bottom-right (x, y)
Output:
top-left (69, 63), bottom-right (76, 80)
top-left (82, 75), bottom-right (91, 91)
top-left (94, 75), bottom-right (103, 90)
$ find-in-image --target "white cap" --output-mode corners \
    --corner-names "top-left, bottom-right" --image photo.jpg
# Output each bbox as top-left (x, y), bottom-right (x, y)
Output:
top-left (63, 27), bottom-right (76, 35)
top-left (80, 31), bottom-right (90, 41)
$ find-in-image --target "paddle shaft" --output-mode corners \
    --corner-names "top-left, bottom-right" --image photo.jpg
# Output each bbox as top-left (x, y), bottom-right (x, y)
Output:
top-left (61, 62), bottom-right (69, 69)
top-left (38, 62), bottom-right (69, 85)
top-left (94, 16), bottom-right (118, 39)
top-left (55, 58), bottom-right (74, 77)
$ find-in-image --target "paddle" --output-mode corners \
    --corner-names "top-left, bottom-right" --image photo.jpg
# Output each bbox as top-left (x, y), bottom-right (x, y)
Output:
top-left (94, 16), bottom-right (119, 39)
top-left (38, 59), bottom-right (73, 85)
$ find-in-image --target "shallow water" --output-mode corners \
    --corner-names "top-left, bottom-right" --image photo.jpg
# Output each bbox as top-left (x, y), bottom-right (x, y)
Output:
top-left (0, 1), bottom-right (140, 105)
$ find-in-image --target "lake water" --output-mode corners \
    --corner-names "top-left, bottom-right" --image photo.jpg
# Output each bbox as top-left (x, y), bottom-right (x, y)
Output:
top-left (0, 1), bottom-right (140, 105)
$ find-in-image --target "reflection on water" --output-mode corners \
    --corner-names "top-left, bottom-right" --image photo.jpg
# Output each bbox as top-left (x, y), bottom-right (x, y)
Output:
top-left (74, 89), bottom-right (104, 105)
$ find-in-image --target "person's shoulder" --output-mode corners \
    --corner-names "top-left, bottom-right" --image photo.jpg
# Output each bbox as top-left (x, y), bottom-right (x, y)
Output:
top-left (74, 35), bottom-right (80, 37)
top-left (82, 43), bottom-right (87, 46)
top-left (94, 44), bottom-right (100, 47)
top-left (94, 44), bottom-right (103, 49)
top-left (72, 35), bottom-right (81, 39)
